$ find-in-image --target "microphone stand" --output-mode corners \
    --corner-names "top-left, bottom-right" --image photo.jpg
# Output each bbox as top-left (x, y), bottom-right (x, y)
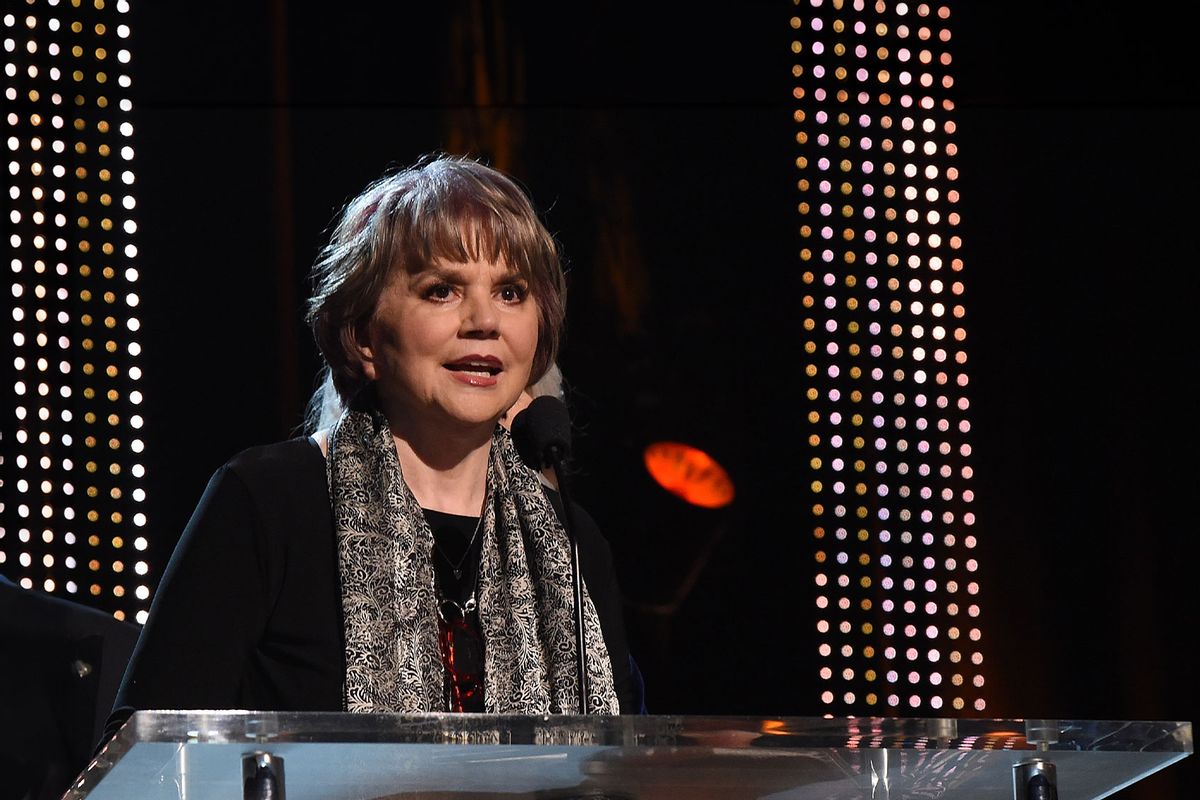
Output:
top-left (546, 443), bottom-right (588, 714)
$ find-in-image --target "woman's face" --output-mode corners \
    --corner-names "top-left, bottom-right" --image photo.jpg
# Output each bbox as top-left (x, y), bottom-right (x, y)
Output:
top-left (358, 256), bottom-right (539, 436)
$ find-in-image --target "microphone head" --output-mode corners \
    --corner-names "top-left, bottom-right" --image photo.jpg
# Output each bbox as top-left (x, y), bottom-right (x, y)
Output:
top-left (511, 395), bottom-right (572, 470)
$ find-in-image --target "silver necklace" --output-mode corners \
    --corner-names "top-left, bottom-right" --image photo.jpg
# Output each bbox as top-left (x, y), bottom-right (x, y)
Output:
top-left (438, 592), bottom-right (477, 622)
top-left (432, 513), bottom-right (482, 581)
top-left (436, 517), bottom-right (482, 623)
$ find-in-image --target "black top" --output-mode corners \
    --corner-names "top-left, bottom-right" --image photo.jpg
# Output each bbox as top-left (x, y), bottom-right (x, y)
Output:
top-left (105, 437), bottom-right (636, 744)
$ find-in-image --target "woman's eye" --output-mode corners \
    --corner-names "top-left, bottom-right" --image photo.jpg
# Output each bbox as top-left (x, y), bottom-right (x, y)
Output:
top-left (499, 284), bottom-right (528, 303)
top-left (424, 283), bottom-right (454, 301)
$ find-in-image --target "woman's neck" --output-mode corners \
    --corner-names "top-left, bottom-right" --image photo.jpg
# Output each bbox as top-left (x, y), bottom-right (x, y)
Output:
top-left (389, 422), bottom-right (493, 516)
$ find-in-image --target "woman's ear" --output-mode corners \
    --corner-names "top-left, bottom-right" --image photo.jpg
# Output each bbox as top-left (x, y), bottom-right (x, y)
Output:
top-left (344, 320), bottom-right (378, 382)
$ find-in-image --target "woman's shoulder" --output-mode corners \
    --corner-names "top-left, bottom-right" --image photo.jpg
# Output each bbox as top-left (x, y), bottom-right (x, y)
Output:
top-left (224, 435), bottom-right (324, 475)
top-left (216, 436), bottom-right (326, 500)
top-left (196, 436), bottom-right (331, 539)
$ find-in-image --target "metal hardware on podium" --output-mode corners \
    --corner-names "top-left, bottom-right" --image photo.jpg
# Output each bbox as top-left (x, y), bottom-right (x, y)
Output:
top-left (1013, 758), bottom-right (1057, 800)
top-left (861, 748), bottom-right (895, 800)
top-left (242, 751), bottom-right (285, 800)
top-left (1024, 719), bottom-right (1060, 751)
top-left (1016, 722), bottom-right (1060, 800)
top-left (930, 717), bottom-right (958, 744)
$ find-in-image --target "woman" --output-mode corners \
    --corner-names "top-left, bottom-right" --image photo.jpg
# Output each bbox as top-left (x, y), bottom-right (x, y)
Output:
top-left (106, 155), bottom-right (637, 739)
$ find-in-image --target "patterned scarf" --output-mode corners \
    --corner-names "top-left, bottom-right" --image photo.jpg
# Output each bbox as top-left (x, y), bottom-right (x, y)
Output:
top-left (327, 404), bottom-right (619, 714)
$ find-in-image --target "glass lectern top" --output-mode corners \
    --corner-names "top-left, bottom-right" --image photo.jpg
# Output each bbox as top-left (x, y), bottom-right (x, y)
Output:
top-left (68, 712), bottom-right (1191, 800)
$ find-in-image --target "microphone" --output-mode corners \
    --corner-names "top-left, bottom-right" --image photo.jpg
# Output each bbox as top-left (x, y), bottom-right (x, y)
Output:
top-left (510, 395), bottom-right (589, 714)
top-left (511, 395), bottom-right (572, 470)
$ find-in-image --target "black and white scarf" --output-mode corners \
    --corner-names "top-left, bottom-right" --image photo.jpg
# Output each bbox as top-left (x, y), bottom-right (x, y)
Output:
top-left (326, 405), bottom-right (619, 714)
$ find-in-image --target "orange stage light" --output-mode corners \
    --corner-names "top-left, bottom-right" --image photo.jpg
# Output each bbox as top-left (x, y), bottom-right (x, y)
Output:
top-left (643, 442), bottom-right (735, 509)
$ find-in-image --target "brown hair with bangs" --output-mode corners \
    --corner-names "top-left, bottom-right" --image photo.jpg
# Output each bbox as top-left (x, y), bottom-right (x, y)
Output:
top-left (304, 154), bottom-right (567, 425)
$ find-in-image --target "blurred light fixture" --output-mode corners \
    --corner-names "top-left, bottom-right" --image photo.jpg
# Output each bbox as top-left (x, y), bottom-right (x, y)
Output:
top-left (643, 442), bottom-right (735, 509)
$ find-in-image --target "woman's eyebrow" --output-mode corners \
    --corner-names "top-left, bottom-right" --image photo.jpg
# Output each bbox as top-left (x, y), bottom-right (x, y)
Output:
top-left (411, 264), bottom-right (526, 283)
top-left (410, 265), bottom-right (467, 283)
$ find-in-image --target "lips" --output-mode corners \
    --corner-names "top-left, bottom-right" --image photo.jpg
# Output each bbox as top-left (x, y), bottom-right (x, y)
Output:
top-left (444, 355), bottom-right (503, 376)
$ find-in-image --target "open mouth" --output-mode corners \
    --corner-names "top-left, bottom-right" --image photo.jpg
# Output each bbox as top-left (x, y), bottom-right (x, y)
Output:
top-left (445, 357), bottom-right (502, 377)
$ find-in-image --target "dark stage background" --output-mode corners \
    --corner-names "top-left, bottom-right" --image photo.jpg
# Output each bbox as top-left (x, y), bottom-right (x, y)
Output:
top-left (116, 2), bottom-right (1196, 796)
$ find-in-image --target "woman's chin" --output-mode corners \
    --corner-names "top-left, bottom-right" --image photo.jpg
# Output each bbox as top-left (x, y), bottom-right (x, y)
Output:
top-left (431, 403), bottom-right (511, 434)
top-left (379, 388), bottom-right (518, 436)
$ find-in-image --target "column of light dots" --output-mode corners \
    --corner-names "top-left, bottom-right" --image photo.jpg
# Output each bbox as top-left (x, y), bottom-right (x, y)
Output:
top-left (2, 0), bottom-right (151, 623)
top-left (791, 0), bottom-right (984, 714)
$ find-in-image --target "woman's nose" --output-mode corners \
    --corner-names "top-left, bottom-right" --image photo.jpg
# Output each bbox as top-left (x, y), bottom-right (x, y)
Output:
top-left (460, 290), bottom-right (499, 338)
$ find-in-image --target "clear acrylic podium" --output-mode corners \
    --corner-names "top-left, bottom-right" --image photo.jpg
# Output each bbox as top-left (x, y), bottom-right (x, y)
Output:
top-left (66, 711), bottom-right (1191, 800)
